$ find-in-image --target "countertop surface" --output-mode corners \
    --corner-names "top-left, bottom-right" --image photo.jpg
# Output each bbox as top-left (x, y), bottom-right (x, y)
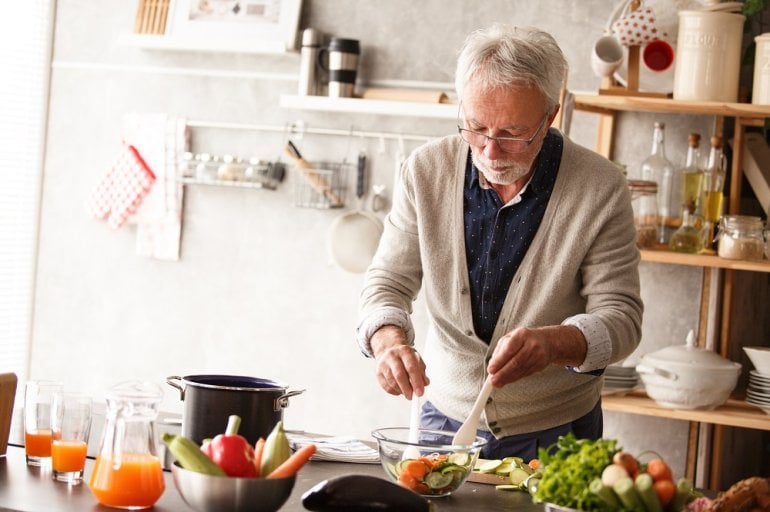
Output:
top-left (0, 444), bottom-right (543, 511)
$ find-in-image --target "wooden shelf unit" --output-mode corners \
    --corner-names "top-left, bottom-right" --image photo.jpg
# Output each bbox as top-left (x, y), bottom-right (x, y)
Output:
top-left (575, 94), bottom-right (770, 488)
top-left (603, 392), bottom-right (770, 431)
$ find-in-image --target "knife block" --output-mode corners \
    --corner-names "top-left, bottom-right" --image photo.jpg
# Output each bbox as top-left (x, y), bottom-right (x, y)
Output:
top-left (0, 373), bottom-right (17, 456)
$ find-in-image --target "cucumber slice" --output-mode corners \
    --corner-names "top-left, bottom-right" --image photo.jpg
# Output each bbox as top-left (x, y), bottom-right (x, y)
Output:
top-left (476, 459), bottom-right (503, 473)
top-left (509, 467), bottom-right (531, 486)
top-left (424, 471), bottom-right (454, 490)
top-left (496, 484), bottom-right (523, 492)
top-left (447, 452), bottom-right (470, 466)
top-left (495, 462), bottom-right (513, 475)
top-left (439, 464), bottom-right (466, 475)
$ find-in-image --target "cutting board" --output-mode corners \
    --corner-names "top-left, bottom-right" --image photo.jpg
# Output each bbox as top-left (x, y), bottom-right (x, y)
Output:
top-left (468, 470), bottom-right (511, 485)
top-left (0, 373), bottom-right (18, 456)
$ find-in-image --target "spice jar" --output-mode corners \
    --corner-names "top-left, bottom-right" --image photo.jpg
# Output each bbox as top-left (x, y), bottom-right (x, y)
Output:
top-left (717, 215), bottom-right (765, 260)
top-left (628, 180), bottom-right (659, 249)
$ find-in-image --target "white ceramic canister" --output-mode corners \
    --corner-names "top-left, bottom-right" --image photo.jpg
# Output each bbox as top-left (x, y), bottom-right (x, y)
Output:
top-left (673, 11), bottom-right (745, 102)
top-left (753, 33), bottom-right (770, 105)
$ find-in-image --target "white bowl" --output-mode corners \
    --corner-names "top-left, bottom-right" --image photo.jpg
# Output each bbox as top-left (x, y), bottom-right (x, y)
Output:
top-left (744, 347), bottom-right (770, 376)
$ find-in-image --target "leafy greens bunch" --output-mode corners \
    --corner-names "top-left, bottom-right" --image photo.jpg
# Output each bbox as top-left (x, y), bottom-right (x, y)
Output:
top-left (533, 433), bottom-right (619, 511)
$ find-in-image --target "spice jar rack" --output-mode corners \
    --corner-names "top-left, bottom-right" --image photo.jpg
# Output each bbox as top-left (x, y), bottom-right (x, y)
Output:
top-left (178, 151), bottom-right (285, 190)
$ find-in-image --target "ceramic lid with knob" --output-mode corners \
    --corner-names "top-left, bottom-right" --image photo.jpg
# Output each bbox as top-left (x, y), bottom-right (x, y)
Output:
top-left (642, 330), bottom-right (741, 370)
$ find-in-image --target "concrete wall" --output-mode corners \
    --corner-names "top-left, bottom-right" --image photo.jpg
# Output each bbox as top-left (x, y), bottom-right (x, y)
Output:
top-left (28, 0), bottom-right (763, 482)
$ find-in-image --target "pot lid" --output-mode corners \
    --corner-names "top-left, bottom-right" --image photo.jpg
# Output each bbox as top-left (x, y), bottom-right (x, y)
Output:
top-left (642, 330), bottom-right (740, 369)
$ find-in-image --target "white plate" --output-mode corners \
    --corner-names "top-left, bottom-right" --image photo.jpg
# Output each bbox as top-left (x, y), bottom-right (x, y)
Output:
top-left (750, 369), bottom-right (770, 381)
top-left (746, 389), bottom-right (770, 401)
top-left (605, 376), bottom-right (638, 384)
top-left (748, 379), bottom-right (770, 391)
top-left (608, 0), bottom-right (702, 94)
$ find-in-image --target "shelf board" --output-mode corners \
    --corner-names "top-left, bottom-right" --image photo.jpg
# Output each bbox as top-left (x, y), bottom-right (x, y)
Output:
top-left (279, 94), bottom-right (457, 119)
top-left (119, 34), bottom-right (288, 55)
top-left (574, 94), bottom-right (770, 119)
top-left (602, 391), bottom-right (770, 431)
top-left (640, 248), bottom-right (770, 272)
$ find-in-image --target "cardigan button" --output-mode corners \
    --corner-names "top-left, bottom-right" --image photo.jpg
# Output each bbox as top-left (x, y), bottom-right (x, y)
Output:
top-left (465, 330), bottom-right (474, 336)
top-left (488, 421), bottom-right (497, 427)
top-left (492, 427), bottom-right (502, 434)
top-left (460, 287), bottom-right (468, 294)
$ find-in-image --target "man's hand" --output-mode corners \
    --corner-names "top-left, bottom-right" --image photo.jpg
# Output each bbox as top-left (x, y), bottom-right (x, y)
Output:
top-left (371, 325), bottom-right (430, 399)
top-left (487, 325), bottom-right (587, 387)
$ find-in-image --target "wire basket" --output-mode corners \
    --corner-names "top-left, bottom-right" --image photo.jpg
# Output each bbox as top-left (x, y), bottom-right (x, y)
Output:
top-left (293, 160), bottom-right (350, 209)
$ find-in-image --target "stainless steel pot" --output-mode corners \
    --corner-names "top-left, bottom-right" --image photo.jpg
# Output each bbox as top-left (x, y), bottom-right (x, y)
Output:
top-left (166, 375), bottom-right (304, 446)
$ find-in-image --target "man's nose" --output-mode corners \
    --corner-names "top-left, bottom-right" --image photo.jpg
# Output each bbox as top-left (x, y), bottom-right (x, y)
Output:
top-left (482, 136), bottom-right (503, 159)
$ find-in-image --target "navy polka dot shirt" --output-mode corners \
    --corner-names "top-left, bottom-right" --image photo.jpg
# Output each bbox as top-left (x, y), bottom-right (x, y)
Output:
top-left (464, 130), bottom-right (563, 343)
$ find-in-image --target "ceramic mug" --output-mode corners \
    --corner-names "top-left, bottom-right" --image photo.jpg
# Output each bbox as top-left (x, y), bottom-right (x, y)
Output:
top-left (643, 39), bottom-right (675, 72)
top-left (591, 35), bottom-right (624, 78)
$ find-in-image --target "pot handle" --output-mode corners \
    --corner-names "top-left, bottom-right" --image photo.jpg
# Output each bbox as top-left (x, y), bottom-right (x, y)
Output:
top-left (275, 389), bottom-right (305, 411)
top-left (166, 375), bottom-right (186, 400)
top-left (635, 364), bottom-right (678, 381)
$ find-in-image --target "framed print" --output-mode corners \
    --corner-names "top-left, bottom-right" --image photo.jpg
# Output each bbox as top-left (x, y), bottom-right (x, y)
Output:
top-left (167, 0), bottom-right (303, 53)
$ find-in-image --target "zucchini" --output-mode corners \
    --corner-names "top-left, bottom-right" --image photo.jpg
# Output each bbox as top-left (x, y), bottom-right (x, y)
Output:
top-left (635, 473), bottom-right (663, 512)
top-left (590, 477), bottom-right (622, 509)
top-left (302, 474), bottom-right (435, 512)
top-left (162, 433), bottom-right (225, 476)
top-left (613, 475), bottom-right (644, 511)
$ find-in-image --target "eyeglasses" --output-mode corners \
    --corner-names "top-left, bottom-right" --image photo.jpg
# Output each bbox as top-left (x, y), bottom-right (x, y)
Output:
top-left (457, 113), bottom-right (549, 154)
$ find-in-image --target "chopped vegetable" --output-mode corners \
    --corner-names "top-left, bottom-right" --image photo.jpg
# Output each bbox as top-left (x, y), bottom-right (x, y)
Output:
top-left (533, 434), bottom-right (619, 511)
top-left (654, 477), bottom-right (678, 507)
top-left (253, 437), bottom-right (265, 477)
top-left (392, 451), bottom-right (472, 496)
top-left (200, 415), bottom-right (257, 478)
top-left (645, 458), bottom-right (673, 483)
top-left (266, 443), bottom-right (316, 479)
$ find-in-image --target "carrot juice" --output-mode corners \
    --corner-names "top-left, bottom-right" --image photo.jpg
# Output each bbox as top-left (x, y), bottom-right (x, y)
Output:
top-left (88, 453), bottom-right (165, 508)
top-left (52, 440), bottom-right (88, 472)
top-left (25, 429), bottom-right (53, 457)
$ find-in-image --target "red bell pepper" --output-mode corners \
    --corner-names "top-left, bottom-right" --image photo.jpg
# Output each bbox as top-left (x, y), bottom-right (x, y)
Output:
top-left (201, 415), bottom-right (258, 477)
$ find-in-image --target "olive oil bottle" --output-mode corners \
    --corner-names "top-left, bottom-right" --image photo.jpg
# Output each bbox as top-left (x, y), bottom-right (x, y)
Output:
top-left (679, 132), bottom-right (704, 216)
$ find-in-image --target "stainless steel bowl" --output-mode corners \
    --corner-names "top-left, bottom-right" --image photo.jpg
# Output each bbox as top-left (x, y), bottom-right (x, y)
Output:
top-left (171, 463), bottom-right (295, 512)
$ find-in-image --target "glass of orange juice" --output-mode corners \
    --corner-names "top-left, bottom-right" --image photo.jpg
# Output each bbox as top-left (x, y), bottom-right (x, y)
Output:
top-left (51, 391), bottom-right (92, 483)
top-left (24, 380), bottom-right (63, 466)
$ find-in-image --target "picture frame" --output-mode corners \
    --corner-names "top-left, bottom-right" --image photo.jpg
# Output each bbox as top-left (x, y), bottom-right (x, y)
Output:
top-left (167, 0), bottom-right (303, 53)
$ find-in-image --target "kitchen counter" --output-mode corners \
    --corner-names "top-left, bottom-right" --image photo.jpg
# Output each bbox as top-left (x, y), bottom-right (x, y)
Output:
top-left (0, 444), bottom-right (542, 511)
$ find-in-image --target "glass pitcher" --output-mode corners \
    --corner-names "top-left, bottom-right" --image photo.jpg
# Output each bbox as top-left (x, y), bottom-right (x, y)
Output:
top-left (88, 381), bottom-right (165, 509)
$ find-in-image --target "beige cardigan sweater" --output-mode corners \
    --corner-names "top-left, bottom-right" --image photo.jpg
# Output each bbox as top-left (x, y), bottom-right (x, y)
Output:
top-left (359, 132), bottom-right (643, 437)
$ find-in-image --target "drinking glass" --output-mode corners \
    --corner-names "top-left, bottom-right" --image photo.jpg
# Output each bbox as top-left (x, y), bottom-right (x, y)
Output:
top-left (51, 391), bottom-right (92, 483)
top-left (24, 380), bottom-right (63, 466)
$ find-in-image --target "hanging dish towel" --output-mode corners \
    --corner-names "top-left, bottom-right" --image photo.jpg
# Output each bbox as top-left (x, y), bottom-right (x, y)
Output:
top-left (87, 143), bottom-right (156, 229)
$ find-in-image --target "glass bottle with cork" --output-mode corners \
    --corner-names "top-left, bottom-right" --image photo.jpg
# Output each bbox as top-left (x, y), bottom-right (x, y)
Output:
top-left (640, 122), bottom-right (677, 244)
top-left (702, 135), bottom-right (726, 249)
top-left (669, 132), bottom-right (706, 254)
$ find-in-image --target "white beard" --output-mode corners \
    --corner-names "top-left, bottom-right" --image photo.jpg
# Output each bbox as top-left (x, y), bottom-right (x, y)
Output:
top-left (471, 151), bottom-right (535, 186)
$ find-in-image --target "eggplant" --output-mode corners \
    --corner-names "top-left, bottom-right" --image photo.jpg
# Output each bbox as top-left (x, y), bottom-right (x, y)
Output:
top-left (301, 474), bottom-right (435, 512)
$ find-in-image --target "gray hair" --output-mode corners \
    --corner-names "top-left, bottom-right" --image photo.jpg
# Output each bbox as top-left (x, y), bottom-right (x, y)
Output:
top-left (454, 24), bottom-right (568, 114)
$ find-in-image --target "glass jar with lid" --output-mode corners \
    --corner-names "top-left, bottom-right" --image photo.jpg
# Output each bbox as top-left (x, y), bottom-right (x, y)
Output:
top-left (628, 179), bottom-right (659, 249)
top-left (717, 215), bottom-right (765, 260)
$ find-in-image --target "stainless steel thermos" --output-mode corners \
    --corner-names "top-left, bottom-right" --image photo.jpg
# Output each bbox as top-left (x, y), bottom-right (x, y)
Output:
top-left (298, 28), bottom-right (322, 96)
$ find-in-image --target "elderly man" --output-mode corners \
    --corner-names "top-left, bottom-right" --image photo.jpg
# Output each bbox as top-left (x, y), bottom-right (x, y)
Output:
top-left (357, 24), bottom-right (642, 460)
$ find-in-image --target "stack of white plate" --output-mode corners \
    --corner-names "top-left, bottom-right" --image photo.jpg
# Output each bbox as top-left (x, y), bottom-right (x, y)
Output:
top-left (746, 370), bottom-right (770, 415)
top-left (602, 365), bottom-right (639, 396)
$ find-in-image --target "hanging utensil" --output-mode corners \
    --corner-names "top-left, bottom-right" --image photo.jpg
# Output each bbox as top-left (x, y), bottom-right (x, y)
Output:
top-left (327, 150), bottom-right (383, 273)
top-left (284, 141), bottom-right (343, 207)
top-left (452, 376), bottom-right (493, 446)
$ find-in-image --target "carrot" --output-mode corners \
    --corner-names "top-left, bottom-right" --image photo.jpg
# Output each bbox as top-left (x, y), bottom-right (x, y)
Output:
top-left (403, 459), bottom-right (431, 479)
top-left (613, 451), bottom-right (640, 479)
top-left (653, 478), bottom-right (677, 507)
top-left (253, 437), bottom-right (265, 477)
top-left (528, 458), bottom-right (540, 471)
top-left (266, 443), bottom-right (317, 479)
top-left (646, 458), bottom-right (673, 483)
